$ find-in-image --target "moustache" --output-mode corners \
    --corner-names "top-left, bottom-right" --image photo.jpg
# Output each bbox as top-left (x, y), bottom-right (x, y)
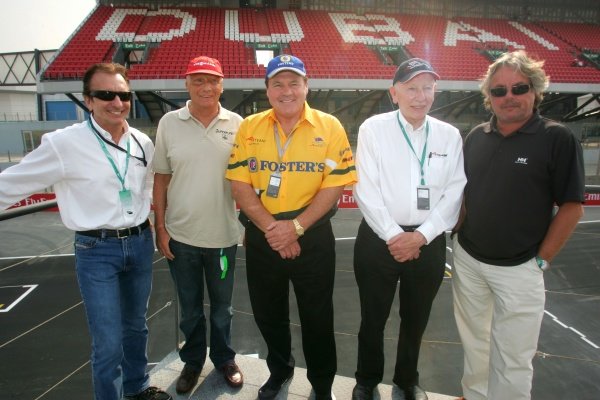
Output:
top-left (501, 100), bottom-right (521, 108)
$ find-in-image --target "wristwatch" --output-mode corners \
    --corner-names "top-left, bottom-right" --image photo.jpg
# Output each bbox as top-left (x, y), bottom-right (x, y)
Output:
top-left (292, 218), bottom-right (305, 237)
top-left (535, 255), bottom-right (550, 271)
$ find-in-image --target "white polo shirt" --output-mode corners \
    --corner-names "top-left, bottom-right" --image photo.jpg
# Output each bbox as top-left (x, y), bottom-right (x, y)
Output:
top-left (354, 111), bottom-right (466, 243)
top-left (0, 117), bottom-right (154, 231)
top-left (153, 101), bottom-right (242, 248)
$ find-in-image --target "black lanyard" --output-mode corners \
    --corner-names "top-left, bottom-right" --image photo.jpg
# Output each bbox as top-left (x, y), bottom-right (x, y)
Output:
top-left (88, 117), bottom-right (147, 167)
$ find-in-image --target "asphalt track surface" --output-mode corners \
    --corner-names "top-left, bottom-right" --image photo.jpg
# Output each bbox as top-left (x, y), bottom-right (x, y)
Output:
top-left (1, 208), bottom-right (599, 399)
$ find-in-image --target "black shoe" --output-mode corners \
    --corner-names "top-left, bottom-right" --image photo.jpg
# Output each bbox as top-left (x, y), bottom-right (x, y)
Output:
top-left (397, 385), bottom-right (428, 400)
top-left (258, 372), bottom-right (294, 399)
top-left (124, 386), bottom-right (172, 400)
top-left (352, 383), bottom-right (374, 400)
top-left (176, 364), bottom-right (201, 394)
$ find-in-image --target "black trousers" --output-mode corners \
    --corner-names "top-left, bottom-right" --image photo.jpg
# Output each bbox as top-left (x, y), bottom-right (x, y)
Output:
top-left (353, 219), bottom-right (445, 388)
top-left (245, 221), bottom-right (337, 394)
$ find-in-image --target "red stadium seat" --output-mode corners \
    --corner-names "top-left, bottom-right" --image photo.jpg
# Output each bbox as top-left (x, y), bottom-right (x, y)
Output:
top-left (43, 6), bottom-right (600, 83)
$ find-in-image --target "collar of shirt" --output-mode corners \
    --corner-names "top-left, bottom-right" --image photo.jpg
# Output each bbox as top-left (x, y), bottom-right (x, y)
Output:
top-left (397, 111), bottom-right (428, 133)
top-left (397, 111), bottom-right (428, 150)
top-left (486, 109), bottom-right (541, 136)
top-left (267, 101), bottom-right (317, 130)
top-left (90, 115), bottom-right (131, 146)
top-left (179, 100), bottom-right (231, 123)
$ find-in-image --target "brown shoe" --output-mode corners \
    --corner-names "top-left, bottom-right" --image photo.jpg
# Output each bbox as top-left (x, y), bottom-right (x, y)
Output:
top-left (176, 364), bottom-right (201, 394)
top-left (221, 361), bottom-right (244, 388)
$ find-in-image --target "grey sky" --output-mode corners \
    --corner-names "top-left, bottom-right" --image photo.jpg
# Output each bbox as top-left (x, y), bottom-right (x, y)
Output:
top-left (0, 0), bottom-right (96, 54)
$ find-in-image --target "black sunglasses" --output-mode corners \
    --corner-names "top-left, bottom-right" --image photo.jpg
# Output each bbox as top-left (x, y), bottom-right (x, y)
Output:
top-left (89, 90), bottom-right (132, 102)
top-left (490, 83), bottom-right (531, 97)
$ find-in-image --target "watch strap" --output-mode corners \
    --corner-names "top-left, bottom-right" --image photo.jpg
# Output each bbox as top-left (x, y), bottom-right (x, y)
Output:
top-left (292, 218), bottom-right (304, 237)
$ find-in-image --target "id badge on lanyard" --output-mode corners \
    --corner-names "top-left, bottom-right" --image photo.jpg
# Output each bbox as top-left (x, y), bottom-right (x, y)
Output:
top-left (266, 171), bottom-right (282, 198)
top-left (90, 119), bottom-right (133, 215)
top-left (397, 113), bottom-right (431, 211)
top-left (119, 189), bottom-right (134, 214)
top-left (267, 124), bottom-right (293, 198)
top-left (417, 186), bottom-right (430, 210)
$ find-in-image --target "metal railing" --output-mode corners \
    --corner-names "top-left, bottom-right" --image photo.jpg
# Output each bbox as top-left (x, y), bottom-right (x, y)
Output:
top-left (0, 200), bottom-right (57, 221)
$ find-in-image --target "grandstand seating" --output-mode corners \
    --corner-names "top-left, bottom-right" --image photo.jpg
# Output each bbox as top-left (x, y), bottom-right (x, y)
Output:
top-left (41, 6), bottom-right (600, 83)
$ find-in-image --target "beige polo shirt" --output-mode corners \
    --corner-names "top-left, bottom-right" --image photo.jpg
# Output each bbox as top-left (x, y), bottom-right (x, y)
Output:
top-left (153, 101), bottom-right (242, 247)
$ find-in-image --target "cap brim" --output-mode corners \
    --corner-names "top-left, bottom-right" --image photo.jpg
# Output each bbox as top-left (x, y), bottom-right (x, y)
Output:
top-left (396, 70), bottom-right (440, 84)
top-left (185, 69), bottom-right (224, 77)
top-left (267, 67), bottom-right (306, 79)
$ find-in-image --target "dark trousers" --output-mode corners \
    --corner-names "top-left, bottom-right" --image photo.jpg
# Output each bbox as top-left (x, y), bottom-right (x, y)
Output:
top-left (353, 219), bottom-right (445, 388)
top-left (245, 221), bottom-right (337, 394)
top-left (167, 240), bottom-right (237, 370)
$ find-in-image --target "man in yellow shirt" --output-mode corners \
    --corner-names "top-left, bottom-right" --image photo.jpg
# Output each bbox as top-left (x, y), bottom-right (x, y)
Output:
top-left (226, 54), bottom-right (356, 400)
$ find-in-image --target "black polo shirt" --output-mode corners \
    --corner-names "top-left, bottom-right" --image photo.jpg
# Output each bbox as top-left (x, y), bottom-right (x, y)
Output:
top-left (458, 111), bottom-right (584, 266)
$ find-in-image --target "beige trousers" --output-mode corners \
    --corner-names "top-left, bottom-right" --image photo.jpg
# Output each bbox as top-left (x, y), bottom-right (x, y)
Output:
top-left (452, 241), bottom-right (545, 400)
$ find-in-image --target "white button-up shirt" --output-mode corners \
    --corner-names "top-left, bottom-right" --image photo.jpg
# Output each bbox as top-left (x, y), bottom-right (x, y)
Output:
top-left (0, 117), bottom-right (154, 231)
top-left (353, 111), bottom-right (466, 243)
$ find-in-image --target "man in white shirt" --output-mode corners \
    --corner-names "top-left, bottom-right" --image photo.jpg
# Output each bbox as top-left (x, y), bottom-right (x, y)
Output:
top-left (153, 56), bottom-right (244, 394)
top-left (352, 59), bottom-right (466, 400)
top-left (0, 63), bottom-right (171, 400)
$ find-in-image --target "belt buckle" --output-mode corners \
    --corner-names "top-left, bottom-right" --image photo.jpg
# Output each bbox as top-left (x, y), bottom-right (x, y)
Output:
top-left (116, 228), bottom-right (129, 239)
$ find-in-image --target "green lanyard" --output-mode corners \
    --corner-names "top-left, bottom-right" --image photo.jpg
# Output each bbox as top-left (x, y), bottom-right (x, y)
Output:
top-left (89, 120), bottom-right (130, 190)
top-left (397, 112), bottom-right (429, 186)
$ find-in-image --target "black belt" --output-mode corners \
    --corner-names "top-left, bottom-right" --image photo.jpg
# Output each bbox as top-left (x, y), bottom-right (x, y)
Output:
top-left (77, 219), bottom-right (150, 239)
top-left (400, 225), bottom-right (419, 232)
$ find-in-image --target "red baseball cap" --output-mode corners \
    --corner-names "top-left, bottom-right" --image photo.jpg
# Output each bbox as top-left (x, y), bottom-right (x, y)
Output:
top-left (185, 56), bottom-right (224, 77)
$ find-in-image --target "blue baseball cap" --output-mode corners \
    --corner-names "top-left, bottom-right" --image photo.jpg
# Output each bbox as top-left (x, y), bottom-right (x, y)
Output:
top-left (266, 55), bottom-right (306, 79)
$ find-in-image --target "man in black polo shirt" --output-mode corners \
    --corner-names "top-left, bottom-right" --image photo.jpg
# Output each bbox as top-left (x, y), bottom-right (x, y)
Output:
top-left (453, 51), bottom-right (584, 400)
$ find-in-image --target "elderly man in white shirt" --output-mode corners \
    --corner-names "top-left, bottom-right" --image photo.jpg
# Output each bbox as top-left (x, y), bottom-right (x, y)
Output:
top-left (0, 63), bottom-right (171, 400)
top-left (352, 58), bottom-right (466, 400)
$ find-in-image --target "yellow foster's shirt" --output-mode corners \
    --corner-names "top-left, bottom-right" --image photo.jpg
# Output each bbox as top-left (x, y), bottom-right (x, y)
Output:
top-left (226, 103), bottom-right (357, 216)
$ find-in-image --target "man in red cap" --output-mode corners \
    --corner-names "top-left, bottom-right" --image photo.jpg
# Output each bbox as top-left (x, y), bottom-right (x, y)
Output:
top-left (153, 56), bottom-right (244, 394)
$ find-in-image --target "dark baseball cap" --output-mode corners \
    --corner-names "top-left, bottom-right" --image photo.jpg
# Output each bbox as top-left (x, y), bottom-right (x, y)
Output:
top-left (393, 58), bottom-right (440, 85)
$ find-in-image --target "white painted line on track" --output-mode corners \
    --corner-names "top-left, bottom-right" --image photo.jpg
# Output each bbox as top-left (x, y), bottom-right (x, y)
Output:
top-left (1, 237), bottom-right (356, 261)
top-left (445, 266), bottom-right (599, 350)
top-left (555, 319), bottom-right (569, 329)
top-left (0, 284), bottom-right (38, 313)
top-left (569, 327), bottom-right (585, 336)
top-left (583, 338), bottom-right (600, 349)
top-left (0, 253), bottom-right (74, 261)
top-left (33, 360), bottom-right (90, 400)
top-left (0, 301), bottom-right (82, 349)
top-left (544, 310), bottom-right (599, 349)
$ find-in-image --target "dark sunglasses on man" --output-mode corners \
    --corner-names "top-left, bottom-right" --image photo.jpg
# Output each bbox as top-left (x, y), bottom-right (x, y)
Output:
top-left (490, 83), bottom-right (531, 98)
top-left (89, 90), bottom-right (132, 102)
